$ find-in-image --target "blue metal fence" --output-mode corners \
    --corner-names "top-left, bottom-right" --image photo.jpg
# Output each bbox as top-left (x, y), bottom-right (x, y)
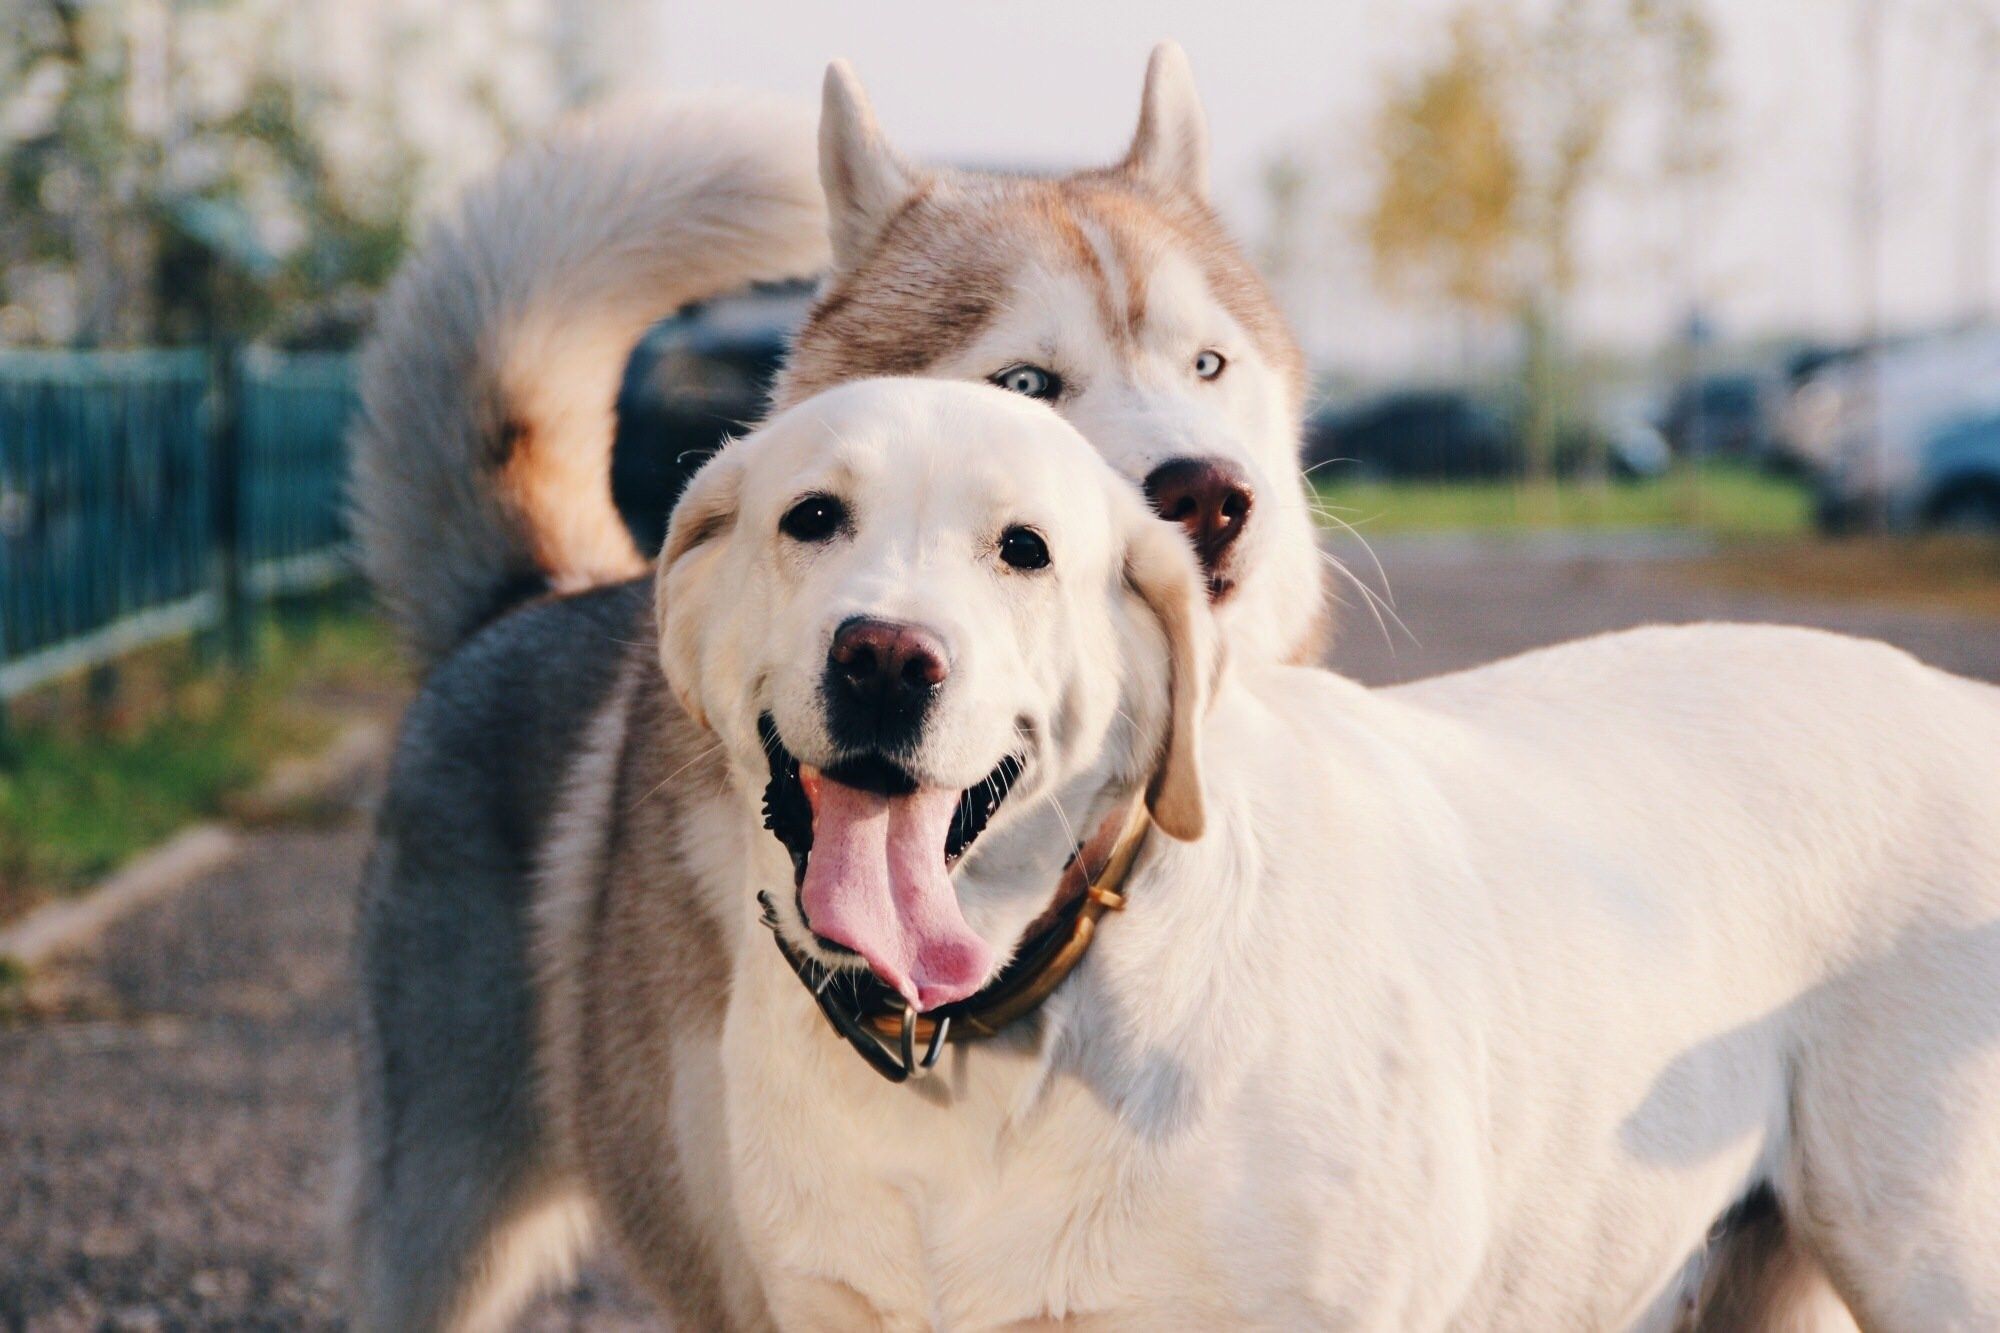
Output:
top-left (0, 348), bottom-right (358, 701)
top-left (238, 349), bottom-right (356, 597)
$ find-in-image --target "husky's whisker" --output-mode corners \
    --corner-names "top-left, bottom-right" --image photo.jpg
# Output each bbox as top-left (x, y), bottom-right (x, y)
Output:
top-left (1300, 456), bottom-right (1362, 481)
top-left (1305, 494), bottom-right (1413, 654)
top-left (628, 739), bottom-right (727, 813)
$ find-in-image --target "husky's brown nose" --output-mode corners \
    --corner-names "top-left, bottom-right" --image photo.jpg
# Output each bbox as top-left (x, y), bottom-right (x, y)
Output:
top-left (1144, 457), bottom-right (1254, 584)
top-left (827, 617), bottom-right (950, 734)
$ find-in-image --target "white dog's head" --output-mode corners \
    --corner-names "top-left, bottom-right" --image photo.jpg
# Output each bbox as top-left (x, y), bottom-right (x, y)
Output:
top-left (774, 44), bottom-right (1325, 666)
top-left (660, 379), bottom-right (1213, 1010)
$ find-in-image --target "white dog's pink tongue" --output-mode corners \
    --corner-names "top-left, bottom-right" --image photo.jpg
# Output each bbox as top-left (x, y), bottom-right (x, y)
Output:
top-left (799, 774), bottom-right (992, 1011)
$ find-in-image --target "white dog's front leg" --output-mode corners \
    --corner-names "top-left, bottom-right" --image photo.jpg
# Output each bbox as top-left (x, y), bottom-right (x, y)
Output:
top-left (726, 957), bottom-right (941, 1331)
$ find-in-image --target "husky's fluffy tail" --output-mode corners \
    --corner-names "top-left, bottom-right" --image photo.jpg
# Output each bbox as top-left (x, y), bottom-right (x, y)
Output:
top-left (350, 96), bottom-right (828, 665)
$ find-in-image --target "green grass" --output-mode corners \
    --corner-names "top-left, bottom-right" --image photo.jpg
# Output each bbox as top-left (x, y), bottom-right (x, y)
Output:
top-left (1312, 466), bottom-right (1813, 538)
top-left (0, 594), bottom-right (404, 921)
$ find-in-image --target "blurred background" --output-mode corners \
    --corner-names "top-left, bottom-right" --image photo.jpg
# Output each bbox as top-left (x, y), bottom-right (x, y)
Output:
top-left (2, 0), bottom-right (1997, 1325)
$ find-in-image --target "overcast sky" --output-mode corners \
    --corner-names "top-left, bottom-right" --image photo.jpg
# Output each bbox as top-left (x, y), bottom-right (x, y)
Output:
top-left (653, 0), bottom-right (1998, 376)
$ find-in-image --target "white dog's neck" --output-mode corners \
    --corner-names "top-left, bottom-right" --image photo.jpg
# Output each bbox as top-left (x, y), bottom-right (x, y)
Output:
top-left (721, 693), bottom-right (1275, 1128)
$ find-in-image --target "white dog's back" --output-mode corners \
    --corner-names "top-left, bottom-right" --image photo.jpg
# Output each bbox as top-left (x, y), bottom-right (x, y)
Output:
top-left (1218, 625), bottom-right (2000, 1327)
top-left (623, 377), bottom-right (2000, 1329)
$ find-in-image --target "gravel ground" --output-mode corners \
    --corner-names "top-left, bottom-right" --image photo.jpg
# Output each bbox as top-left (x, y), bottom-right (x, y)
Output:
top-left (3, 538), bottom-right (1995, 1330)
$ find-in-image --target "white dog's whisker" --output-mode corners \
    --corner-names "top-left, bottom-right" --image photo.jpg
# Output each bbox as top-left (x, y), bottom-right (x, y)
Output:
top-left (1037, 787), bottom-right (1081, 864)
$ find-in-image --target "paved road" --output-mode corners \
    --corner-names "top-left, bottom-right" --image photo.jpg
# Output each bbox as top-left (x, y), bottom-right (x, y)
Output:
top-left (4, 540), bottom-right (1996, 1329)
top-left (1326, 532), bottom-right (2000, 687)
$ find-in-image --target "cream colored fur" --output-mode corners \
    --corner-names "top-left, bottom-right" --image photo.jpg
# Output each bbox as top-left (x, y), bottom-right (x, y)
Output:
top-left (543, 377), bottom-right (2000, 1330)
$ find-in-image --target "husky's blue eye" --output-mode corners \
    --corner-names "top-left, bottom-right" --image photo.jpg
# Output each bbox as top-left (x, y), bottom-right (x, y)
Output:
top-left (991, 364), bottom-right (1063, 401)
top-left (780, 493), bottom-right (846, 542)
top-left (1194, 350), bottom-right (1227, 380)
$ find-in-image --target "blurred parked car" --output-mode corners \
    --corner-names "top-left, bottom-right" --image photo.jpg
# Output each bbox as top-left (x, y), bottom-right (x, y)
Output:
top-left (1819, 407), bottom-right (2000, 533)
top-left (1795, 326), bottom-right (2000, 529)
top-left (611, 280), bottom-right (814, 554)
top-left (1598, 401), bottom-right (1675, 478)
top-left (1770, 342), bottom-right (1866, 475)
top-left (1918, 411), bottom-right (2000, 530)
top-left (1658, 371), bottom-right (1775, 461)
top-left (1306, 390), bottom-right (1516, 480)
top-left (1306, 389), bottom-right (1669, 483)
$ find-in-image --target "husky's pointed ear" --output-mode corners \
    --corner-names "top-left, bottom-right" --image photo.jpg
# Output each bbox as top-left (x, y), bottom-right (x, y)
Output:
top-left (821, 60), bottom-right (919, 273)
top-left (1122, 503), bottom-right (1218, 841)
top-left (656, 448), bottom-right (744, 731)
top-left (1122, 42), bottom-right (1210, 202)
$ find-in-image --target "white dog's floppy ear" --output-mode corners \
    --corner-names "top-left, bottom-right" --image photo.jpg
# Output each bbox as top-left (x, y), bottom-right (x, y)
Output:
top-left (656, 448), bottom-right (744, 731)
top-left (821, 60), bottom-right (920, 273)
top-left (1123, 508), bottom-right (1217, 841)
top-left (1122, 42), bottom-right (1209, 202)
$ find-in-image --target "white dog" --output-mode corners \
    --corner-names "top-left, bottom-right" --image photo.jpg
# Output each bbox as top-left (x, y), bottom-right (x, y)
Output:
top-left (537, 376), bottom-right (2000, 1330)
top-left (344, 50), bottom-right (1333, 1325)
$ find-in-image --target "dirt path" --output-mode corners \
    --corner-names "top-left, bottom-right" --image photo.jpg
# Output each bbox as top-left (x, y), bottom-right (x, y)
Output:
top-left (3, 540), bottom-right (1995, 1329)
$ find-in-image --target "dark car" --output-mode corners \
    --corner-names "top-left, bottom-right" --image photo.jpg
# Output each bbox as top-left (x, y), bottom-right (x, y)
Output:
top-left (1913, 410), bottom-right (2000, 530)
top-left (611, 281), bottom-right (814, 554)
top-left (1305, 390), bottom-right (1517, 481)
top-left (1659, 372), bottom-right (1771, 460)
top-left (1814, 409), bottom-right (2000, 535)
top-left (1304, 389), bottom-right (1661, 483)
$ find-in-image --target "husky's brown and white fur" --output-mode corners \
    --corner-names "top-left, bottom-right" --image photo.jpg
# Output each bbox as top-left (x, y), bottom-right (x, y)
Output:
top-left (344, 46), bottom-right (1331, 1330)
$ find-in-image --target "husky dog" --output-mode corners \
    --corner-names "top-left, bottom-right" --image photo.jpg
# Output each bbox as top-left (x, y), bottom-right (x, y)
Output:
top-left (344, 46), bottom-right (1327, 1330)
top-left (578, 375), bottom-right (2000, 1330)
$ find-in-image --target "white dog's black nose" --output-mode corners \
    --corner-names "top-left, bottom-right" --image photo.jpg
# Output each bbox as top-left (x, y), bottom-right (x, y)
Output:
top-left (1144, 457), bottom-right (1253, 594)
top-left (825, 617), bottom-right (949, 751)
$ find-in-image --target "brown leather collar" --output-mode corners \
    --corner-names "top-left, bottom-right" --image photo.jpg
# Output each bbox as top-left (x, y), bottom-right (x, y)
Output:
top-left (758, 798), bottom-right (1152, 1083)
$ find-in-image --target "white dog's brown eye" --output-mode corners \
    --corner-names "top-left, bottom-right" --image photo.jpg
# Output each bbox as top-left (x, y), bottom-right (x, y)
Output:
top-left (990, 364), bottom-right (1063, 401)
top-left (1194, 350), bottom-right (1227, 380)
top-left (780, 493), bottom-right (847, 543)
top-left (998, 525), bottom-right (1051, 571)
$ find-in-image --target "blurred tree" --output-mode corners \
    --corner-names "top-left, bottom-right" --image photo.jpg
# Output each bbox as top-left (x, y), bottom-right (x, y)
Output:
top-left (1261, 151), bottom-right (1310, 301)
top-left (1362, 0), bottom-right (1726, 480)
top-left (1364, 9), bottom-right (1521, 339)
top-left (1954, 1), bottom-right (1999, 327)
top-left (0, 0), bottom-right (646, 349)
